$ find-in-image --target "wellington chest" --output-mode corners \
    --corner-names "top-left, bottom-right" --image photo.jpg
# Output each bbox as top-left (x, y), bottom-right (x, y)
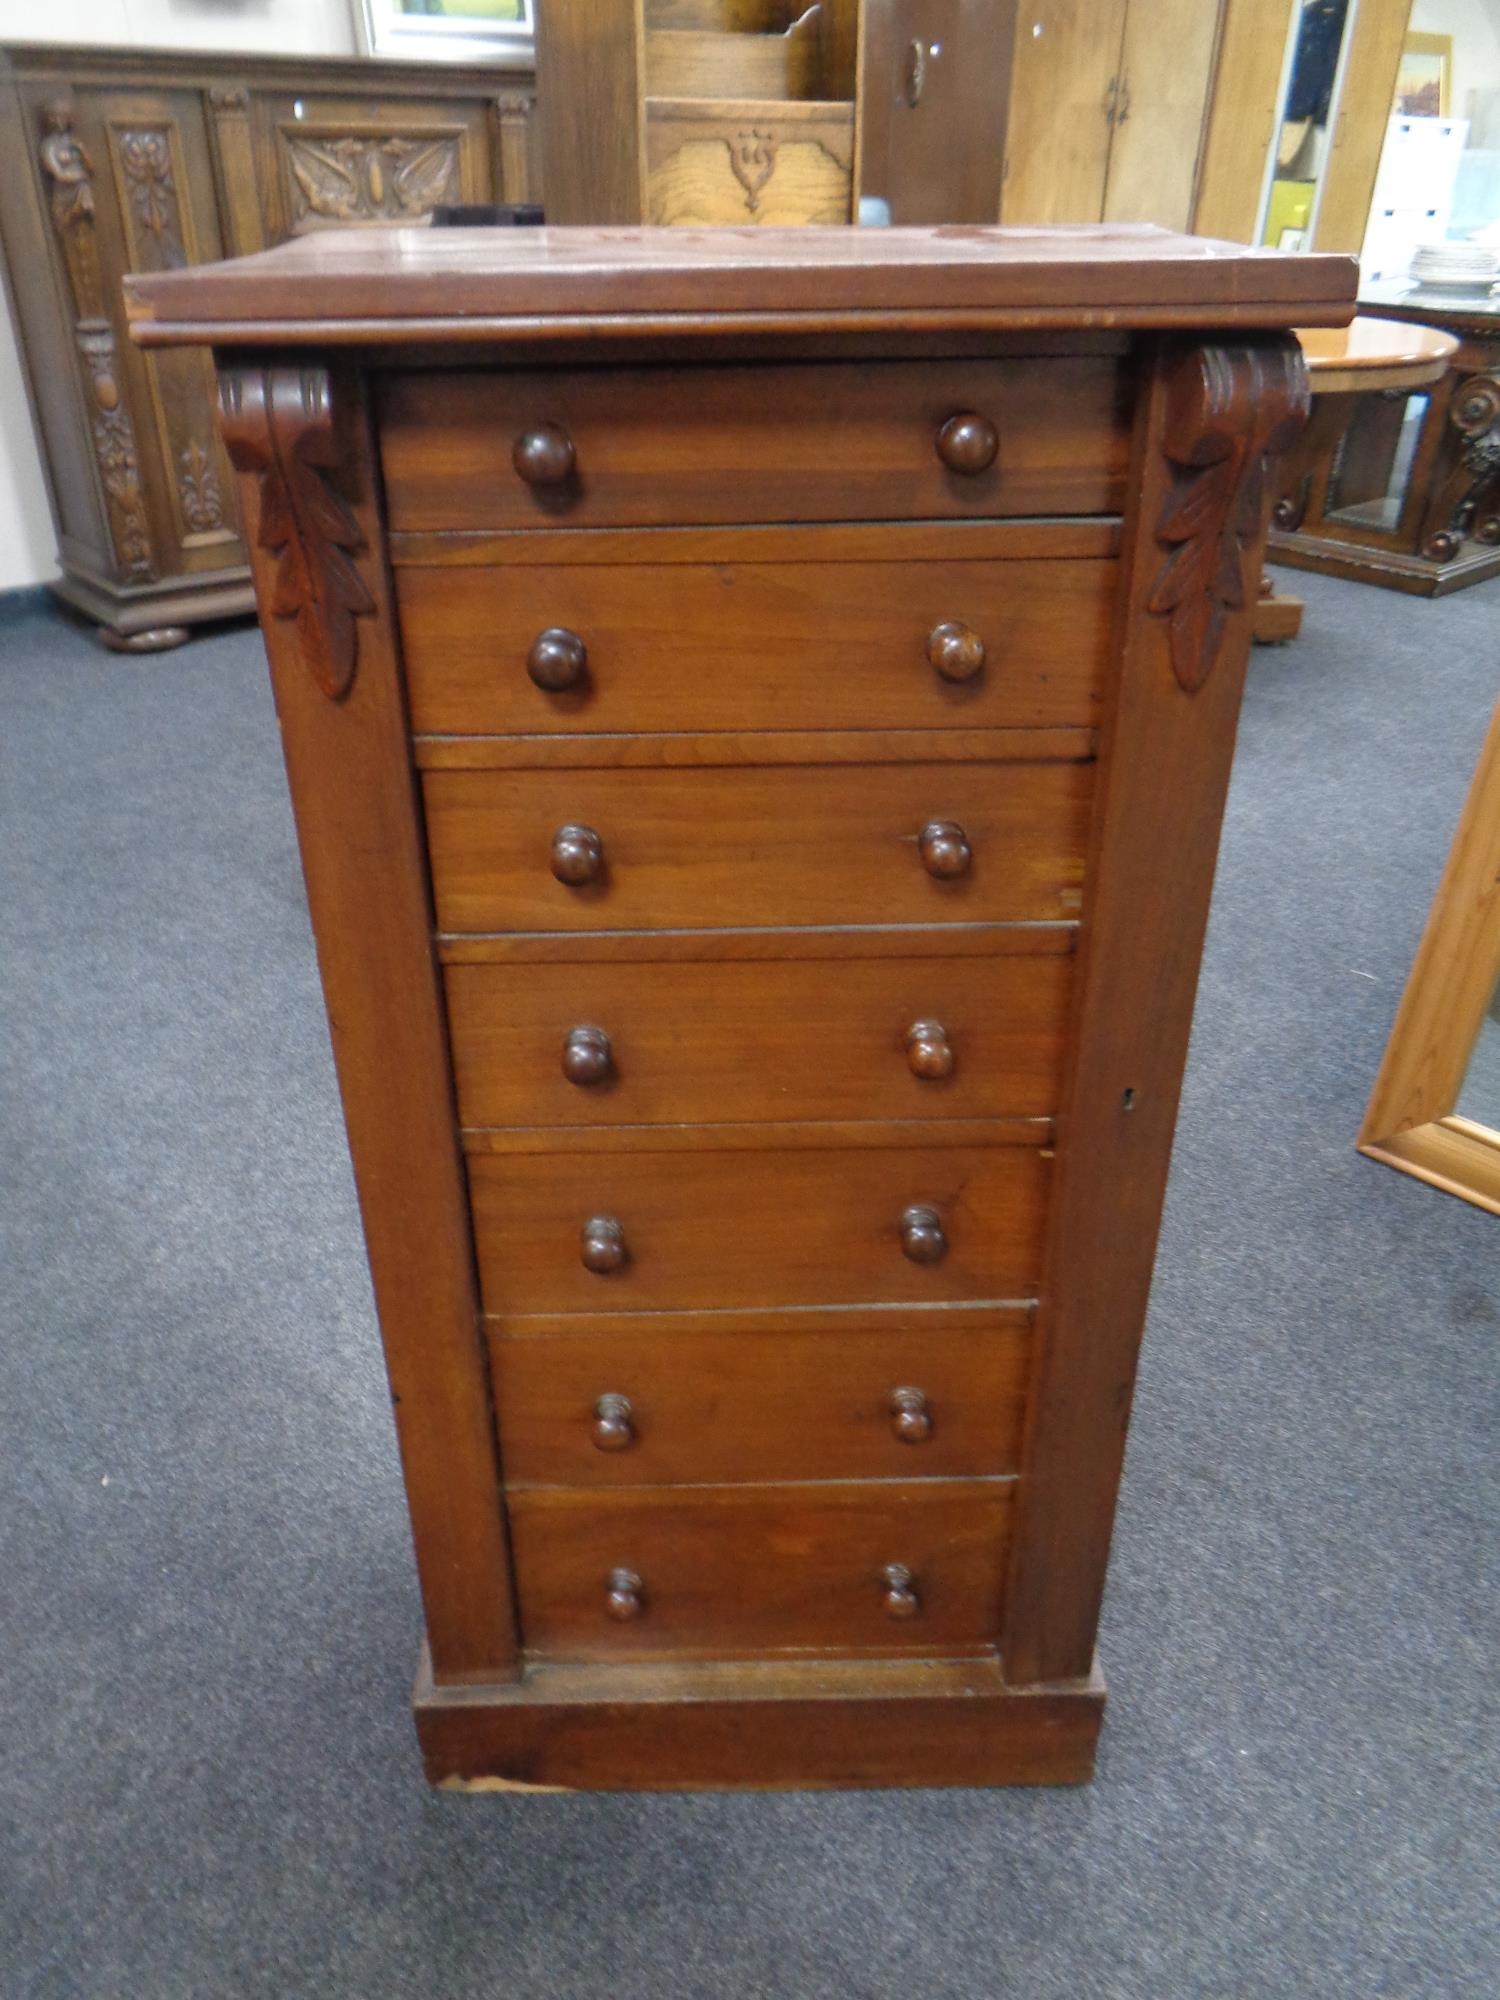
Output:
top-left (126, 225), bottom-right (1354, 1791)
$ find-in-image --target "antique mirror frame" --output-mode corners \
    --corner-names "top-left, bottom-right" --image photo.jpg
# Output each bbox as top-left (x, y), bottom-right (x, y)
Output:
top-left (1359, 696), bottom-right (1500, 1215)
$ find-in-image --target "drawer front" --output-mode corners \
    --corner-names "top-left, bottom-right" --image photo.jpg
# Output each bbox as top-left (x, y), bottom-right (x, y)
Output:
top-left (378, 358), bottom-right (1128, 531)
top-left (490, 1310), bottom-right (1031, 1487)
top-left (510, 1481), bottom-right (1012, 1660)
top-left (424, 760), bottom-right (1092, 934)
top-left (446, 948), bottom-right (1073, 1128)
top-left (398, 554), bottom-right (1115, 736)
top-left (467, 1140), bottom-right (1048, 1313)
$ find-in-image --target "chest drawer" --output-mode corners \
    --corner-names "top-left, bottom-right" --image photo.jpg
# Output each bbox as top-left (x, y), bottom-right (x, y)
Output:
top-left (446, 946), bottom-right (1072, 1129)
top-left (424, 759), bottom-right (1092, 934)
top-left (490, 1308), bottom-right (1030, 1488)
top-left (467, 1137), bottom-right (1048, 1315)
top-left (510, 1480), bottom-right (1012, 1661)
top-left (397, 545), bottom-right (1115, 737)
top-left (378, 358), bottom-right (1128, 531)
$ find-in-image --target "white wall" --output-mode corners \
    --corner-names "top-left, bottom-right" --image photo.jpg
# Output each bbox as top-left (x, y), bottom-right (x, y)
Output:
top-left (0, 1), bottom-right (357, 592)
top-left (1409, 0), bottom-right (1500, 129)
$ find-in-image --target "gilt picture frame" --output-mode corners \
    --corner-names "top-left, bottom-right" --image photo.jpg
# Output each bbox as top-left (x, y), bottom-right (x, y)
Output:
top-left (1359, 696), bottom-right (1500, 1216)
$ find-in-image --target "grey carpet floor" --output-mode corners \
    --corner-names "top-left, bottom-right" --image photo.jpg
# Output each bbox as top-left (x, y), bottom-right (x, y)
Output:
top-left (1, 571), bottom-right (1496, 2000)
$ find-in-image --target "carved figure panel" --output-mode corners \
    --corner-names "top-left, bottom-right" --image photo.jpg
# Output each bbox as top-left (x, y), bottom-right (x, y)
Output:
top-left (1148, 342), bottom-right (1309, 693)
top-left (283, 130), bottom-right (462, 228)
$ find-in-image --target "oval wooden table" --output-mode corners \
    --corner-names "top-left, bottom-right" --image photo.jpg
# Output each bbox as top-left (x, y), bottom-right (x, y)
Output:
top-left (1254, 316), bottom-right (1460, 643)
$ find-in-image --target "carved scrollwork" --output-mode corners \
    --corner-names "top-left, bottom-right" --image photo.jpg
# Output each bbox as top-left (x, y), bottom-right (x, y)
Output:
top-left (1421, 372), bottom-right (1500, 562)
top-left (219, 369), bottom-right (373, 700)
top-left (1147, 341), bottom-right (1310, 693)
top-left (117, 128), bottom-right (185, 264)
top-left (285, 133), bottom-right (461, 225)
top-left (729, 129), bottom-right (778, 215)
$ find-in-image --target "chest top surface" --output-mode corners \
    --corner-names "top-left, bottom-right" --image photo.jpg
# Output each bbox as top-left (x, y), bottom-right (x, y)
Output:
top-left (124, 222), bottom-right (1357, 347)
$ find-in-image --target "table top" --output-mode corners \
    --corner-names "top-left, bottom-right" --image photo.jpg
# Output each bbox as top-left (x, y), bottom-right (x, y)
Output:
top-left (1359, 278), bottom-right (1500, 332)
top-left (1297, 315), bottom-right (1459, 393)
top-left (124, 223), bottom-right (1358, 348)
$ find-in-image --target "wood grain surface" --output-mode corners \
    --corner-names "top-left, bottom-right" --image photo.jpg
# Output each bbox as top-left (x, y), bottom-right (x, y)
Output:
top-left (508, 1479), bottom-right (1014, 1660)
top-left (423, 757), bottom-right (1093, 934)
top-left (468, 1135), bottom-right (1050, 1314)
top-left (377, 359), bottom-right (1128, 530)
top-left (490, 1305), bottom-right (1032, 1486)
top-left (444, 947), bottom-right (1073, 1127)
top-left (396, 548), bottom-right (1115, 735)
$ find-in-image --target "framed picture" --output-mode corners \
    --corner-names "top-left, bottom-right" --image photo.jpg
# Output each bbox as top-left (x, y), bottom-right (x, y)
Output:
top-left (353, 0), bottom-right (535, 64)
top-left (1360, 696), bottom-right (1500, 1218)
top-left (1394, 32), bottom-right (1452, 118)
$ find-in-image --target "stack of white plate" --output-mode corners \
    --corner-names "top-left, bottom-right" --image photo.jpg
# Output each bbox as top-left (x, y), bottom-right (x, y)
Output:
top-left (1411, 241), bottom-right (1500, 292)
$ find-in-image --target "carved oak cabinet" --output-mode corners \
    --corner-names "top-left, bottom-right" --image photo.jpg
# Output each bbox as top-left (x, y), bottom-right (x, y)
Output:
top-left (126, 226), bottom-right (1352, 1790)
top-left (0, 44), bottom-right (537, 650)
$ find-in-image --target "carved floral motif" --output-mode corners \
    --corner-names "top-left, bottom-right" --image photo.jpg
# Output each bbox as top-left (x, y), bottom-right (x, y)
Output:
top-left (178, 439), bottom-right (225, 535)
top-left (117, 128), bottom-right (184, 264)
top-left (219, 369), bottom-right (373, 700)
top-left (286, 133), bottom-right (460, 225)
top-left (1147, 342), bottom-right (1309, 693)
top-left (729, 130), bottom-right (778, 215)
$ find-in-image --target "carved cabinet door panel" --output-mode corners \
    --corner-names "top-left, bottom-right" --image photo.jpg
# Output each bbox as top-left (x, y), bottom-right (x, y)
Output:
top-left (23, 79), bottom-right (244, 586)
top-left (98, 88), bottom-right (245, 578)
top-left (252, 92), bottom-right (496, 242)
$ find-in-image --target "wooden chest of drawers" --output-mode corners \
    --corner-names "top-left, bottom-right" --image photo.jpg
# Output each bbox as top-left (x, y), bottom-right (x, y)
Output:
top-left (126, 224), bottom-right (1353, 1790)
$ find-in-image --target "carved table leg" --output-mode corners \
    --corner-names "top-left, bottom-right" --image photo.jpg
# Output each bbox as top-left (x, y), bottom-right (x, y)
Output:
top-left (1417, 372), bottom-right (1500, 564)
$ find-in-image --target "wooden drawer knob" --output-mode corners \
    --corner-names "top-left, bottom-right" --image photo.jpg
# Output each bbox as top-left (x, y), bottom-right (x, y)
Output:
top-left (927, 620), bottom-right (987, 684)
top-left (581, 1215), bottom-right (627, 1274)
top-left (889, 1386), bottom-right (934, 1443)
top-left (513, 422), bottom-right (575, 487)
top-left (918, 820), bottom-right (972, 879)
top-left (900, 1203), bottom-right (947, 1264)
top-left (605, 1567), bottom-right (645, 1620)
top-left (905, 1019), bottom-right (954, 1080)
top-left (527, 626), bottom-right (588, 692)
top-left (551, 823), bottom-right (602, 885)
top-left (881, 1562), bottom-right (921, 1619)
top-left (935, 411), bottom-right (998, 476)
top-left (591, 1392), bottom-right (635, 1452)
top-left (563, 1025), bottom-right (613, 1086)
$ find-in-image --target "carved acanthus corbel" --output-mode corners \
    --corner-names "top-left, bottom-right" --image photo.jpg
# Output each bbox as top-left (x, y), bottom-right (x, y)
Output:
top-left (219, 368), bottom-right (374, 701)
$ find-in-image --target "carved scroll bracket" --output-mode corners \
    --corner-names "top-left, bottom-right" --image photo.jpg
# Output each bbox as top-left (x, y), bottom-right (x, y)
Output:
top-left (1147, 341), bottom-right (1309, 693)
top-left (1422, 372), bottom-right (1500, 562)
top-left (219, 368), bottom-right (374, 700)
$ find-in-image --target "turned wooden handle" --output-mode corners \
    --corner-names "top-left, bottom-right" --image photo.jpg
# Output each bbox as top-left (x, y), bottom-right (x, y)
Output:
top-left (605, 1566), bottom-right (645, 1620)
top-left (900, 1204), bottom-right (947, 1264)
top-left (591, 1393), bottom-right (635, 1452)
top-left (581, 1215), bottom-right (627, 1274)
top-left (551, 823), bottom-right (603, 886)
top-left (880, 1562), bottom-right (921, 1619)
top-left (563, 1025), bottom-right (613, 1086)
top-left (513, 421), bottom-right (576, 487)
top-left (527, 626), bottom-right (588, 692)
top-left (927, 620), bottom-right (987, 684)
top-left (889, 1387), bottom-right (934, 1444)
top-left (905, 1019), bottom-right (954, 1080)
top-left (918, 820), bottom-right (972, 879)
top-left (935, 411), bottom-right (998, 476)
